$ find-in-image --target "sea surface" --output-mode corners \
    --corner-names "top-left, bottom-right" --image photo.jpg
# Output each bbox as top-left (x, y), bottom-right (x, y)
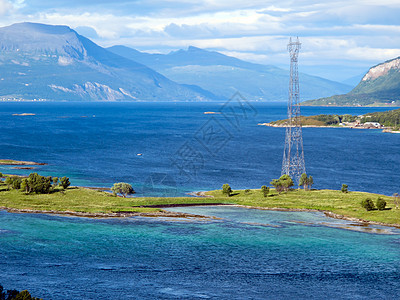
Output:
top-left (1, 207), bottom-right (400, 299)
top-left (0, 101), bottom-right (399, 195)
top-left (1, 102), bottom-right (400, 299)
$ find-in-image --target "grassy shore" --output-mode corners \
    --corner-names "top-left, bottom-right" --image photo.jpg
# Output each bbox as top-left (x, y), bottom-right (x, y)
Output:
top-left (0, 182), bottom-right (399, 225)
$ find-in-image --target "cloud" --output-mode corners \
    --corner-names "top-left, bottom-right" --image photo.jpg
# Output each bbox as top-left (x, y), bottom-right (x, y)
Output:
top-left (0, 0), bottom-right (399, 81)
top-left (0, 0), bottom-right (13, 15)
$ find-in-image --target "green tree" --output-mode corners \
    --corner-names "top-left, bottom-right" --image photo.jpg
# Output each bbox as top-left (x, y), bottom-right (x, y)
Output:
top-left (299, 173), bottom-right (308, 190)
top-left (270, 179), bottom-right (283, 193)
top-left (0, 172), bottom-right (3, 177)
top-left (308, 176), bottom-right (314, 189)
top-left (11, 177), bottom-right (22, 190)
top-left (261, 185), bottom-right (269, 197)
top-left (361, 198), bottom-right (375, 211)
top-left (280, 175), bottom-right (294, 192)
top-left (4, 176), bottom-right (13, 189)
top-left (341, 184), bottom-right (348, 193)
top-left (52, 177), bottom-right (59, 187)
top-left (111, 182), bottom-right (134, 197)
top-left (222, 183), bottom-right (232, 197)
top-left (376, 198), bottom-right (387, 211)
top-left (25, 173), bottom-right (52, 194)
top-left (60, 177), bottom-right (71, 189)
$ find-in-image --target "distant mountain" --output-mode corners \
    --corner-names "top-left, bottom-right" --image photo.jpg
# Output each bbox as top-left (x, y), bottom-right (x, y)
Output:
top-left (108, 45), bottom-right (352, 101)
top-left (0, 22), bottom-right (216, 101)
top-left (304, 57), bottom-right (400, 106)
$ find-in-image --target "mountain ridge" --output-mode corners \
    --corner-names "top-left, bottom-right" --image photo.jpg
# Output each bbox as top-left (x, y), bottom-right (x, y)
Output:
top-left (108, 45), bottom-right (352, 101)
top-left (303, 56), bottom-right (400, 106)
top-left (0, 22), bottom-right (217, 101)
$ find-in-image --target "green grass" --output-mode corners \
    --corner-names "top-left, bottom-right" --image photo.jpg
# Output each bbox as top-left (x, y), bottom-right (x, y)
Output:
top-left (206, 188), bottom-right (400, 225)
top-left (1, 182), bottom-right (399, 225)
top-left (0, 184), bottom-right (228, 214)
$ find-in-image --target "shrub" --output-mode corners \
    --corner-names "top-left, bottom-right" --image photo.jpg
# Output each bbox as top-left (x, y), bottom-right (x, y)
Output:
top-left (244, 189), bottom-right (251, 194)
top-left (376, 198), bottom-right (387, 211)
top-left (341, 184), bottom-right (348, 193)
top-left (222, 184), bottom-right (232, 197)
top-left (60, 177), bottom-right (71, 189)
top-left (261, 185), bottom-right (269, 197)
top-left (361, 198), bottom-right (375, 211)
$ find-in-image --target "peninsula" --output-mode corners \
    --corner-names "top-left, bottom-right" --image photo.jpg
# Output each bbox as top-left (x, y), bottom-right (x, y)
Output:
top-left (259, 108), bottom-right (400, 133)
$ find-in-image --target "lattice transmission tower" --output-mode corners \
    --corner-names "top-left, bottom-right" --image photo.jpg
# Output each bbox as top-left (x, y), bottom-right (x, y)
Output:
top-left (281, 37), bottom-right (305, 185)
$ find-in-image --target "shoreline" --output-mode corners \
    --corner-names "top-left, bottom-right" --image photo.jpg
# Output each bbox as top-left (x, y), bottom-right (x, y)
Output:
top-left (2, 202), bottom-right (399, 229)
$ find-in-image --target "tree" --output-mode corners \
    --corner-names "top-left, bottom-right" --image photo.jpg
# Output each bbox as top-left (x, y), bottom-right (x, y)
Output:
top-left (280, 175), bottom-right (294, 192)
top-left (270, 179), bottom-right (284, 193)
top-left (111, 182), bottom-right (134, 197)
top-left (341, 184), bottom-right (348, 193)
top-left (261, 185), bottom-right (269, 197)
top-left (4, 176), bottom-right (13, 189)
top-left (11, 177), bottom-right (22, 190)
top-left (299, 173), bottom-right (308, 190)
top-left (222, 184), bottom-right (232, 197)
top-left (0, 172), bottom-right (3, 178)
top-left (308, 176), bottom-right (314, 190)
top-left (376, 198), bottom-right (387, 211)
top-left (361, 198), bottom-right (375, 211)
top-left (60, 177), bottom-right (70, 189)
top-left (25, 173), bottom-right (52, 194)
top-left (52, 177), bottom-right (59, 187)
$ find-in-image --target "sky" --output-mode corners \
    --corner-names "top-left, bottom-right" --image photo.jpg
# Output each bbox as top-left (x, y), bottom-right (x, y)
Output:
top-left (0, 0), bottom-right (400, 82)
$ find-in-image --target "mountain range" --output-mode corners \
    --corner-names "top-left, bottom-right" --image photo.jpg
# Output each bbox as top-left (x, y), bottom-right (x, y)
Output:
top-left (108, 45), bottom-right (352, 101)
top-left (303, 57), bottom-right (400, 106)
top-left (0, 22), bottom-right (352, 102)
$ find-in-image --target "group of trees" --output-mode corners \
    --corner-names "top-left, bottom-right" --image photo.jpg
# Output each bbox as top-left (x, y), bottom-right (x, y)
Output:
top-left (361, 197), bottom-right (387, 211)
top-left (4, 173), bottom-right (70, 194)
top-left (222, 173), bottom-right (314, 197)
top-left (0, 285), bottom-right (42, 300)
top-left (270, 175), bottom-right (294, 193)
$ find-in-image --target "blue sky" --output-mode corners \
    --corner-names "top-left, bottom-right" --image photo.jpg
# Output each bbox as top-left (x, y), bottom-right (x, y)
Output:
top-left (1, 0), bottom-right (400, 82)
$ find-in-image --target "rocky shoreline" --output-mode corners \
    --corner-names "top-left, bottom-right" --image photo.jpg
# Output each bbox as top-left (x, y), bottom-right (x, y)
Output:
top-left (2, 203), bottom-right (399, 229)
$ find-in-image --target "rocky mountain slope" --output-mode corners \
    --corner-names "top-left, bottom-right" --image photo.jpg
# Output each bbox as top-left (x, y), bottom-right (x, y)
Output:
top-left (303, 57), bottom-right (400, 106)
top-left (0, 23), bottom-right (216, 101)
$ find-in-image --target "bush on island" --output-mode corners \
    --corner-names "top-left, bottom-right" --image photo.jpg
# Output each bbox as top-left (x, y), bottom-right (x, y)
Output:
top-left (361, 198), bottom-right (375, 211)
top-left (261, 185), bottom-right (269, 197)
top-left (60, 176), bottom-right (71, 189)
top-left (111, 182), bottom-right (135, 198)
top-left (341, 184), bottom-right (348, 193)
top-left (376, 198), bottom-right (387, 211)
top-left (222, 184), bottom-right (232, 197)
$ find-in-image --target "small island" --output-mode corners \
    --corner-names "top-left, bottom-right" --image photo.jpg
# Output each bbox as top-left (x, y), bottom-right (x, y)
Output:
top-left (0, 159), bottom-right (46, 166)
top-left (1, 173), bottom-right (399, 228)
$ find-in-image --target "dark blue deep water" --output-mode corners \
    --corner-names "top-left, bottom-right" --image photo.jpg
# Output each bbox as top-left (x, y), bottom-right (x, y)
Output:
top-left (0, 102), bottom-right (399, 195)
top-left (1, 102), bottom-right (400, 299)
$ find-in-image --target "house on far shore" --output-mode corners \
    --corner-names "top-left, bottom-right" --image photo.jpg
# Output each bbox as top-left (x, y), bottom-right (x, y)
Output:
top-left (363, 122), bottom-right (383, 128)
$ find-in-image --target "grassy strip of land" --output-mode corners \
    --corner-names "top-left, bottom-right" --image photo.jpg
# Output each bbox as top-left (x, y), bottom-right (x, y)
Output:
top-left (0, 159), bottom-right (46, 165)
top-left (0, 181), bottom-right (399, 226)
top-left (206, 189), bottom-right (399, 226)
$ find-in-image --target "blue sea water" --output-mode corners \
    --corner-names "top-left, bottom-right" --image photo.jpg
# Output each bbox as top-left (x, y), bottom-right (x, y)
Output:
top-left (1, 208), bottom-right (400, 299)
top-left (0, 102), bottom-right (399, 195)
top-left (1, 102), bottom-right (400, 299)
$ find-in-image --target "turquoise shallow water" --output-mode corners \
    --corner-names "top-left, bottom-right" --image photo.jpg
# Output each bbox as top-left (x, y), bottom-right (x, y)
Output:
top-left (1, 207), bottom-right (400, 299)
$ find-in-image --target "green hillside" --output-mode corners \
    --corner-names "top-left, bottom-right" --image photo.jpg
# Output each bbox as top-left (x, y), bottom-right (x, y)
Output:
top-left (303, 57), bottom-right (400, 106)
